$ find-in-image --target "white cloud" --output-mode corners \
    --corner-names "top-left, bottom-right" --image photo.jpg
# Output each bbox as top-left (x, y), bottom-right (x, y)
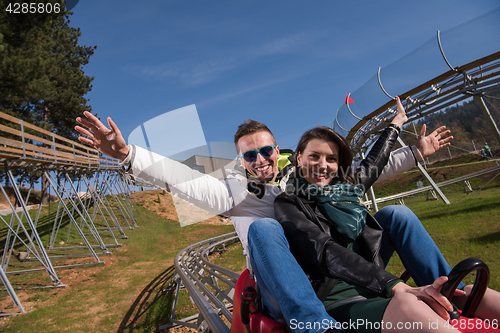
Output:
top-left (123, 31), bottom-right (324, 87)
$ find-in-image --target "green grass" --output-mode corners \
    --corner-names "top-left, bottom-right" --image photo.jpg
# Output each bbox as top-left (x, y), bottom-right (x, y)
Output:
top-left (377, 187), bottom-right (500, 290)
top-left (211, 242), bottom-right (246, 274)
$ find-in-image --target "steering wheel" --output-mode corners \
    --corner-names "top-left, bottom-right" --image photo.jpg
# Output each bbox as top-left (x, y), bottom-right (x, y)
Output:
top-left (440, 258), bottom-right (490, 319)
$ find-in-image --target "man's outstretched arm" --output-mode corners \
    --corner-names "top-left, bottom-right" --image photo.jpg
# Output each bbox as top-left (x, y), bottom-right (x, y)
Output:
top-left (75, 112), bottom-right (235, 214)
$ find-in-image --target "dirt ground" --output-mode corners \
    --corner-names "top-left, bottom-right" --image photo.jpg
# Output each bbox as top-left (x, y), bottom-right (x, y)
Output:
top-left (133, 189), bottom-right (232, 226)
top-left (0, 256), bottom-right (113, 313)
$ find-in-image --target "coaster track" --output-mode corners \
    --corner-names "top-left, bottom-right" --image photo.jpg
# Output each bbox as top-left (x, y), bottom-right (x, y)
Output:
top-left (160, 232), bottom-right (240, 333)
top-left (340, 51), bottom-right (500, 155)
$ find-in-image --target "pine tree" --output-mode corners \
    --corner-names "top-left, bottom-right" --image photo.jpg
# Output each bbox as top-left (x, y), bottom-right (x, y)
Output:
top-left (0, 0), bottom-right (96, 203)
top-left (0, 0), bottom-right (96, 134)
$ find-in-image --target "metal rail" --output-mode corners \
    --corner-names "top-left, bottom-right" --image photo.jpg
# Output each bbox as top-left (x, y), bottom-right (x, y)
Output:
top-left (333, 9), bottom-right (500, 159)
top-left (160, 232), bottom-right (241, 332)
top-left (365, 165), bottom-right (500, 206)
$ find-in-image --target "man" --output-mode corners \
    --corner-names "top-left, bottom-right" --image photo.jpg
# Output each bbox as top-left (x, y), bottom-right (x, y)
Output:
top-left (76, 109), bottom-right (454, 333)
top-left (484, 142), bottom-right (493, 158)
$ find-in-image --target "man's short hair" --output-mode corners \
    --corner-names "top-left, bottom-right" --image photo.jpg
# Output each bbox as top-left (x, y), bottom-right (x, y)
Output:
top-left (234, 119), bottom-right (276, 152)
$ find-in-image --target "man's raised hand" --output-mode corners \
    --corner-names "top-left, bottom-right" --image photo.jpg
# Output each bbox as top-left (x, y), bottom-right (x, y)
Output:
top-left (416, 125), bottom-right (453, 158)
top-left (75, 111), bottom-right (129, 161)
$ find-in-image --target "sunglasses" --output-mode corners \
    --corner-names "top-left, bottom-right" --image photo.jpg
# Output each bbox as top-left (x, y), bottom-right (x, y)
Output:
top-left (238, 145), bottom-right (277, 162)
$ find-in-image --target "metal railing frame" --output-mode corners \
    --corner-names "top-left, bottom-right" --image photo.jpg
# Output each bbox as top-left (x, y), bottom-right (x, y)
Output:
top-left (160, 232), bottom-right (240, 332)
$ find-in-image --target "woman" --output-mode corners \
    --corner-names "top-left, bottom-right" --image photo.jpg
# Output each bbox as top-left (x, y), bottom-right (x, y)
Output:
top-left (274, 103), bottom-right (500, 332)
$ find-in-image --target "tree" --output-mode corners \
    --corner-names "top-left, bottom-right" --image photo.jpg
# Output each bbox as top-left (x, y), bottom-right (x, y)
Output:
top-left (0, 0), bottom-right (97, 202)
top-left (0, 0), bottom-right (96, 134)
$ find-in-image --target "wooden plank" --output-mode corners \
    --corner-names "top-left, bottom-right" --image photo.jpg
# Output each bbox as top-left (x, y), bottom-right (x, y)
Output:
top-left (0, 137), bottom-right (99, 165)
top-left (0, 145), bottom-right (98, 165)
top-left (0, 110), bottom-right (118, 169)
top-left (0, 154), bottom-right (108, 170)
top-left (0, 123), bottom-right (99, 160)
top-left (0, 111), bottom-right (98, 153)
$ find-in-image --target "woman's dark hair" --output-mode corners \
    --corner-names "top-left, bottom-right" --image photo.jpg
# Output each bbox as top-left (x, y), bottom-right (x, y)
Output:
top-left (295, 126), bottom-right (355, 184)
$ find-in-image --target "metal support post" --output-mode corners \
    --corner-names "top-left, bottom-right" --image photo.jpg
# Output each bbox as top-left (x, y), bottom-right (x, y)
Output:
top-left (43, 171), bottom-right (104, 262)
top-left (94, 172), bottom-right (133, 231)
top-left (63, 172), bottom-right (110, 253)
top-left (101, 172), bottom-right (136, 229)
top-left (81, 174), bottom-right (126, 241)
top-left (0, 266), bottom-right (26, 316)
top-left (113, 173), bottom-right (135, 215)
top-left (397, 137), bottom-right (450, 204)
top-left (474, 94), bottom-right (500, 144)
top-left (2, 164), bottom-right (64, 286)
top-left (109, 172), bottom-right (137, 226)
top-left (464, 180), bottom-right (473, 193)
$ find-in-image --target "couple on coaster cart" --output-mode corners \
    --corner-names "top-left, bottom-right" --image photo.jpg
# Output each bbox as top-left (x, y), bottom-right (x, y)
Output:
top-left (76, 96), bottom-right (500, 333)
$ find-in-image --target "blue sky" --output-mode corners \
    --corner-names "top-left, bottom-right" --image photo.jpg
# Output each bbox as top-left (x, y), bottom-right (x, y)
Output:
top-left (69, 0), bottom-right (500, 159)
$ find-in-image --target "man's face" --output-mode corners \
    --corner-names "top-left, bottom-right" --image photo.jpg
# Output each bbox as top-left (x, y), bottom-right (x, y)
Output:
top-left (237, 131), bottom-right (279, 183)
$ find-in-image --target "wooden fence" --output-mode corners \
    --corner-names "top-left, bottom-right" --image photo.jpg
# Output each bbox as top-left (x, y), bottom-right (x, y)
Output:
top-left (0, 111), bottom-right (118, 169)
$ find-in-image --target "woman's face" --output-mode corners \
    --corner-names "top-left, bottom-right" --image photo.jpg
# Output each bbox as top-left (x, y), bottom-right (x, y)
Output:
top-left (297, 138), bottom-right (339, 187)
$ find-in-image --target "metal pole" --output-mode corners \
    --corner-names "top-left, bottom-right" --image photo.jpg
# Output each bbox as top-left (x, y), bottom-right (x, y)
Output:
top-left (3, 164), bottom-right (64, 285)
top-left (44, 172), bottom-right (103, 261)
top-left (110, 172), bottom-right (137, 225)
top-left (102, 172), bottom-right (135, 229)
top-left (81, 175), bottom-right (123, 244)
top-left (94, 172), bottom-right (131, 231)
top-left (85, 174), bottom-right (127, 239)
top-left (397, 137), bottom-right (450, 204)
top-left (474, 95), bottom-right (500, 144)
top-left (0, 266), bottom-right (26, 315)
top-left (63, 172), bottom-right (110, 253)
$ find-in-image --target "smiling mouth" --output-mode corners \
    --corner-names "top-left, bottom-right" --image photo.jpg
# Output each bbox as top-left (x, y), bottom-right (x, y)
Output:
top-left (312, 172), bottom-right (327, 179)
top-left (254, 164), bottom-right (271, 173)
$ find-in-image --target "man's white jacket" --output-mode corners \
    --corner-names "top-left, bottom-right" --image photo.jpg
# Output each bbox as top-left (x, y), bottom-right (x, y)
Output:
top-left (121, 144), bottom-right (422, 256)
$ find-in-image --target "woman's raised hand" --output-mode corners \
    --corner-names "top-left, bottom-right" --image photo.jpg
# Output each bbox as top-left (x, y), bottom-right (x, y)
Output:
top-left (75, 111), bottom-right (129, 161)
top-left (391, 96), bottom-right (408, 128)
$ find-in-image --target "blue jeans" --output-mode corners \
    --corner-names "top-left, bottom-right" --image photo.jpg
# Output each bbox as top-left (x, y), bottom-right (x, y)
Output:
top-left (374, 205), bottom-right (464, 288)
top-left (247, 206), bottom-right (459, 333)
top-left (248, 218), bottom-right (338, 333)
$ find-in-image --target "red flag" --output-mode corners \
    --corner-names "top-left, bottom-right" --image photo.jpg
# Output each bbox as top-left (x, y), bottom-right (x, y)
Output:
top-left (344, 94), bottom-right (355, 105)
